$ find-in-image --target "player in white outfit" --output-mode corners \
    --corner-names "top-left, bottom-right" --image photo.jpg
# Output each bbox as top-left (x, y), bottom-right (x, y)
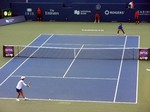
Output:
top-left (16, 76), bottom-right (30, 101)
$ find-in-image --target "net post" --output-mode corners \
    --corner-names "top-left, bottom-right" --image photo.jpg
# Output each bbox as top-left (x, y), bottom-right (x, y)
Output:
top-left (74, 48), bottom-right (76, 58)
top-left (133, 48), bottom-right (135, 60)
top-left (17, 45), bottom-right (19, 57)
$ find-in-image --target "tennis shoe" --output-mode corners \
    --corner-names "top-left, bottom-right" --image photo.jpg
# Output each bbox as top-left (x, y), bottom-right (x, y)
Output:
top-left (16, 98), bottom-right (20, 101)
top-left (24, 97), bottom-right (29, 101)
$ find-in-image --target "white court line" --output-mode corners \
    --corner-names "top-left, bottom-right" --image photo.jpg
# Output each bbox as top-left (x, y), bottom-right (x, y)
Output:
top-left (47, 34), bottom-right (140, 40)
top-left (81, 29), bottom-right (104, 32)
top-left (113, 35), bottom-right (128, 102)
top-left (0, 97), bottom-right (137, 104)
top-left (44, 43), bottom-right (124, 47)
top-left (63, 44), bottom-right (84, 78)
top-left (135, 35), bottom-right (140, 104)
top-left (51, 33), bottom-right (138, 37)
top-left (0, 34), bottom-right (54, 87)
top-left (11, 75), bottom-right (117, 81)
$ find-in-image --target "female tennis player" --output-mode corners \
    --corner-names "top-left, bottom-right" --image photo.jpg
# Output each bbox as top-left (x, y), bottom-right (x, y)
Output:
top-left (117, 23), bottom-right (125, 35)
top-left (16, 76), bottom-right (30, 101)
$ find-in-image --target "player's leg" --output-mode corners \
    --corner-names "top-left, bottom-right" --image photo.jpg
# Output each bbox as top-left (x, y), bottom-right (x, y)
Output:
top-left (20, 90), bottom-right (28, 100)
top-left (16, 93), bottom-right (20, 101)
top-left (117, 29), bottom-right (120, 34)
top-left (137, 17), bottom-right (139, 24)
top-left (98, 17), bottom-right (100, 23)
top-left (121, 29), bottom-right (125, 34)
top-left (37, 14), bottom-right (40, 21)
top-left (20, 90), bottom-right (25, 98)
top-left (16, 89), bottom-right (21, 101)
top-left (94, 17), bottom-right (99, 23)
top-left (135, 17), bottom-right (137, 24)
top-left (135, 17), bottom-right (139, 24)
top-left (39, 14), bottom-right (42, 21)
top-left (94, 17), bottom-right (97, 23)
top-left (17, 92), bottom-right (20, 98)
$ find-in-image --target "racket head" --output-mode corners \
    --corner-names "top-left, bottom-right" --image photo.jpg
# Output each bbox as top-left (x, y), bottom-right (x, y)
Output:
top-left (28, 81), bottom-right (31, 87)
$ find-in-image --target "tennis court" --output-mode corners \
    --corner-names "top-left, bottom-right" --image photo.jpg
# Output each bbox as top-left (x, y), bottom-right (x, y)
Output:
top-left (0, 34), bottom-right (139, 103)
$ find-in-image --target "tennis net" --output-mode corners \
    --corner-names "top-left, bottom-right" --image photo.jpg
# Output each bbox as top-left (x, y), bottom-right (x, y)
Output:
top-left (6, 45), bottom-right (139, 60)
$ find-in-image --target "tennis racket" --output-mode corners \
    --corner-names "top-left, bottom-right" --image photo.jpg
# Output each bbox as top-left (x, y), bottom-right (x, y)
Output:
top-left (27, 81), bottom-right (31, 88)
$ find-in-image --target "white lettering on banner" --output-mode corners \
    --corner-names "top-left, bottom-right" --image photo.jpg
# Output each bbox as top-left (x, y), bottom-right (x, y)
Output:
top-left (25, 8), bottom-right (34, 16)
top-left (5, 19), bottom-right (14, 23)
top-left (82, 29), bottom-right (104, 32)
top-left (139, 49), bottom-right (149, 60)
top-left (139, 10), bottom-right (150, 15)
top-left (74, 10), bottom-right (80, 15)
top-left (105, 10), bottom-right (124, 15)
top-left (74, 10), bottom-right (92, 15)
top-left (27, 8), bottom-right (32, 12)
top-left (45, 9), bottom-right (59, 16)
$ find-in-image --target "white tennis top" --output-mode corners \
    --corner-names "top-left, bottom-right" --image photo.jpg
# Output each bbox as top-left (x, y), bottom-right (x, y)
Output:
top-left (129, 2), bottom-right (134, 8)
top-left (16, 80), bottom-right (27, 89)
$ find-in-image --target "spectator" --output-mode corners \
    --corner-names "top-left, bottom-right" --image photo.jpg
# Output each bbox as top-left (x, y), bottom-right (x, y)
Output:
top-left (94, 13), bottom-right (100, 23)
top-left (37, 8), bottom-right (42, 21)
top-left (134, 11), bottom-right (139, 24)
top-left (128, 0), bottom-right (135, 9)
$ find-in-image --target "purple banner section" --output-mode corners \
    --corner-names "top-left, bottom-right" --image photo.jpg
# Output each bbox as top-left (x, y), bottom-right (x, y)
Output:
top-left (0, 16), bottom-right (25, 26)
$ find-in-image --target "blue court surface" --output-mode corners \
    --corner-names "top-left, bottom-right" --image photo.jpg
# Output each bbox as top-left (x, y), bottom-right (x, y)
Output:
top-left (0, 34), bottom-right (139, 104)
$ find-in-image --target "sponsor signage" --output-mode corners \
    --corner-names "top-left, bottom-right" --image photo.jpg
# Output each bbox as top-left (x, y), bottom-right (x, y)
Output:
top-left (45, 9), bottom-right (60, 16)
top-left (2, 9), bottom-right (12, 18)
top-left (105, 10), bottom-right (124, 15)
top-left (74, 10), bottom-right (92, 15)
top-left (0, 16), bottom-right (26, 26)
top-left (139, 49), bottom-right (150, 60)
top-left (139, 10), bottom-right (150, 15)
top-left (3, 45), bottom-right (14, 57)
top-left (25, 8), bottom-right (35, 16)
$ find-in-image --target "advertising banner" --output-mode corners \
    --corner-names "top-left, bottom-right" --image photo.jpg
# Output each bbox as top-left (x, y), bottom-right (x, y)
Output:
top-left (139, 48), bottom-right (150, 60)
top-left (0, 16), bottom-right (25, 26)
top-left (11, 2), bottom-right (150, 22)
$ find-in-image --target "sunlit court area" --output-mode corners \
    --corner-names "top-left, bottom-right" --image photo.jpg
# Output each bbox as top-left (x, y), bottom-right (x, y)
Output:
top-left (0, 0), bottom-right (150, 112)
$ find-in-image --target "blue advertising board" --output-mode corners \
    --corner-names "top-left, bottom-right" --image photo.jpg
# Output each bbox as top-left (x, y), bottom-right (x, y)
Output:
top-left (11, 3), bottom-right (65, 21)
top-left (0, 15), bottom-right (25, 26)
top-left (11, 2), bottom-right (150, 22)
top-left (28, 0), bottom-right (150, 4)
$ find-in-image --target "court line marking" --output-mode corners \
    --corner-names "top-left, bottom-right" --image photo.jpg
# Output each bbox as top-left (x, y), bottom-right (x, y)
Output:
top-left (136, 35), bottom-right (140, 104)
top-left (0, 34), bottom-right (54, 87)
top-left (113, 35), bottom-right (128, 102)
top-left (81, 29), bottom-right (104, 32)
top-left (0, 97), bottom-right (137, 104)
top-left (63, 44), bottom-right (84, 78)
top-left (44, 43), bottom-right (124, 47)
top-left (49, 33), bottom-right (140, 37)
top-left (11, 75), bottom-right (117, 80)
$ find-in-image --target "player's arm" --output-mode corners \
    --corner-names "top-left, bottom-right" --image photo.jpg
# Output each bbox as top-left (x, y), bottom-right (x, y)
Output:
top-left (22, 81), bottom-right (30, 87)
